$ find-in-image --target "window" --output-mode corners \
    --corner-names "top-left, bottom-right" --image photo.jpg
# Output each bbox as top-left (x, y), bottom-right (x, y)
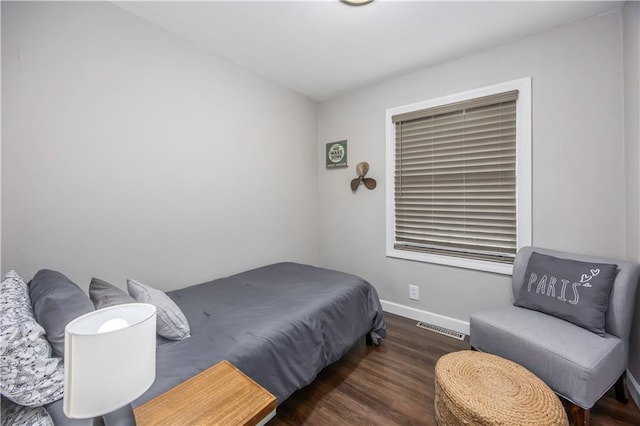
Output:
top-left (386, 78), bottom-right (531, 275)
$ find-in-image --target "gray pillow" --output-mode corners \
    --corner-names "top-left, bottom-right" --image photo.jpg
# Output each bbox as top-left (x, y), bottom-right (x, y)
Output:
top-left (127, 278), bottom-right (191, 340)
top-left (89, 277), bottom-right (136, 309)
top-left (29, 270), bottom-right (94, 359)
top-left (515, 252), bottom-right (617, 335)
top-left (0, 271), bottom-right (64, 407)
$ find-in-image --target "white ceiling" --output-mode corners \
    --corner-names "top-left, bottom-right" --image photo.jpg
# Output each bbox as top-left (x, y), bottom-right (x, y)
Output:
top-left (115, 0), bottom-right (622, 102)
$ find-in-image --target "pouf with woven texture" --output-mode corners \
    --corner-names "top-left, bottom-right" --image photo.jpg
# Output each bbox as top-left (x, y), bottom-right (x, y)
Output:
top-left (434, 350), bottom-right (568, 426)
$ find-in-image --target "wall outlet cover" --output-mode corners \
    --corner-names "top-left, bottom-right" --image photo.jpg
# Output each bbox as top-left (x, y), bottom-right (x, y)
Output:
top-left (409, 284), bottom-right (419, 300)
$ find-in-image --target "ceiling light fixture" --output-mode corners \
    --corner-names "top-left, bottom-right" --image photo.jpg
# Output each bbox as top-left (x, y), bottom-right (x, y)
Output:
top-left (341, 0), bottom-right (374, 6)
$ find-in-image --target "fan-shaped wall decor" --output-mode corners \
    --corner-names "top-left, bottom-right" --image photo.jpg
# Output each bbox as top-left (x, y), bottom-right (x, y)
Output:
top-left (351, 162), bottom-right (377, 191)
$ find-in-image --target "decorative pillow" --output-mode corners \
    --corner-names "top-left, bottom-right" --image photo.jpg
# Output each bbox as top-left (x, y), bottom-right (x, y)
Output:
top-left (29, 270), bottom-right (94, 358)
top-left (89, 278), bottom-right (136, 309)
top-left (0, 398), bottom-right (53, 426)
top-left (127, 279), bottom-right (190, 340)
top-left (1, 397), bottom-right (54, 426)
top-left (515, 252), bottom-right (617, 335)
top-left (0, 271), bottom-right (64, 406)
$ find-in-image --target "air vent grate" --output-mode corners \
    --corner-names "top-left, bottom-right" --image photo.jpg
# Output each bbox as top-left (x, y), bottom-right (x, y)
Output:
top-left (416, 321), bottom-right (465, 340)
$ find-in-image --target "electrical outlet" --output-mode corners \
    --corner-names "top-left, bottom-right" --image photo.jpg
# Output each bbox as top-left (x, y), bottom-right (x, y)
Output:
top-left (409, 284), bottom-right (419, 301)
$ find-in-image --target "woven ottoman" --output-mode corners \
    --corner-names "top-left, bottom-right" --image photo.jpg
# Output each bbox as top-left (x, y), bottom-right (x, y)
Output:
top-left (434, 350), bottom-right (568, 426)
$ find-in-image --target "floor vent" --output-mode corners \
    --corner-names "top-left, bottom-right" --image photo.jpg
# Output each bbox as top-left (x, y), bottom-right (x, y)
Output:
top-left (416, 321), bottom-right (466, 340)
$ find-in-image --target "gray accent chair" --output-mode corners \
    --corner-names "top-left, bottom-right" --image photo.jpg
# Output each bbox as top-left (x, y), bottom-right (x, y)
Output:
top-left (470, 246), bottom-right (640, 426)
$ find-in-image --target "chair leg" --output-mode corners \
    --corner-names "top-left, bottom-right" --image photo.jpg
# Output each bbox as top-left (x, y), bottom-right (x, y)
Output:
top-left (567, 374), bottom-right (626, 426)
top-left (614, 372), bottom-right (629, 404)
top-left (570, 404), bottom-right (590, 426)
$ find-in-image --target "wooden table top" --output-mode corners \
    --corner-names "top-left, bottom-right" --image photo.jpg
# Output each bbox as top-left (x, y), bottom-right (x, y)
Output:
top-left (134, 360), bottom-right (277, 426)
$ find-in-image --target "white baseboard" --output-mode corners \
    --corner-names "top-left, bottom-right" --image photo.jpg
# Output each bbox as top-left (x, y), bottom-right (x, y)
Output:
top-left (628, 369), bottom-right (640, 407)
top-left (380, 300), bottom-right (470, 335)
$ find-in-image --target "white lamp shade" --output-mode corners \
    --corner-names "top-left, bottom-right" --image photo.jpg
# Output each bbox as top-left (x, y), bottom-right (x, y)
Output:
top-left (64, 303), bottom-right (157, 419)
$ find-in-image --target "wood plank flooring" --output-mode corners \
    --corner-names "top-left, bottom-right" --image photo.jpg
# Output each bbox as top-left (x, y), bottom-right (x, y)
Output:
top-left (270, 312), bottom-right (640, 425)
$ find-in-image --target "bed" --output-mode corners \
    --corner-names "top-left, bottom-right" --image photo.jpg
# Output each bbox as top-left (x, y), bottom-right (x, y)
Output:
top-left (139, 262), bottom-right (386, 407)
top-left (4, 262), bottom-right (386, 425)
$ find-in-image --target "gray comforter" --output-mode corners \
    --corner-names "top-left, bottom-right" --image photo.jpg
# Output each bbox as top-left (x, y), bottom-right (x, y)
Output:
top-left (45, 262), bottom-right (386, 424)
top-left (134, 262), bottom-right (386, 406)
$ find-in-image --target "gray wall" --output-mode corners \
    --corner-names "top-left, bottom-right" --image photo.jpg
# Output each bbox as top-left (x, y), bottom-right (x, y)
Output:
top-left (318, 10), bottom-right (625, 321)
top-left (1, 1), bottom-right (320, 290)
top-left (623, 0), bottom-right (640, 406)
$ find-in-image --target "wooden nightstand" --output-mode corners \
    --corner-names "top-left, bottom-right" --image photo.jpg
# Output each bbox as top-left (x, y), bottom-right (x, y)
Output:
top-left (134, 360), bottom-right (277, 426)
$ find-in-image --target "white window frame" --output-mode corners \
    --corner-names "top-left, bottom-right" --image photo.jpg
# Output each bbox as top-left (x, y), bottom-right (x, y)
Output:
top-left (385, 77), bottom-right (532, 275)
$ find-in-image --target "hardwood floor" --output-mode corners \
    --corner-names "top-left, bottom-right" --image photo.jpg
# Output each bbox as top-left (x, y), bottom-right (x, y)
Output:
top-left (270, 312), bottom-right (640, 425)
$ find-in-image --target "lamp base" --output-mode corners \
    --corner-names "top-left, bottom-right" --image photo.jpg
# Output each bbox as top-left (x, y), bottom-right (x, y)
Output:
top-left (93, 404), bottom-right (136, 426)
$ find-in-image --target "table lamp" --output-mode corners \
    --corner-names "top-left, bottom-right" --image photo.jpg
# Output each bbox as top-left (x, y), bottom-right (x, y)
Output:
top-left (64, 303), bottom-right (157, 426)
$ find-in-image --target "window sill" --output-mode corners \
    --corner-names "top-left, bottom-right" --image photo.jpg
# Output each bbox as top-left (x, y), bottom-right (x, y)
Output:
top-left (386, 248), bottom-right (514, 275)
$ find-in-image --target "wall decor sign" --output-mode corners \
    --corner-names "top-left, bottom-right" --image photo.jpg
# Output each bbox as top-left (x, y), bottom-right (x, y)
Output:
top-left (326, 140), bottom-right (348, 168)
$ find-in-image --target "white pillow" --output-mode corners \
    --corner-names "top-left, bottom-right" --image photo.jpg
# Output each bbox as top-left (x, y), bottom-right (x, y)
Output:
top-left (127, 279), bottom-right (191, 340)
top-left (0, 271), bottom-right (64, 407)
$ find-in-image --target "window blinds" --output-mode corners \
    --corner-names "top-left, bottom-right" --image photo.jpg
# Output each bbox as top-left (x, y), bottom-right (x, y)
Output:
top-left (392, 90), bottom-right (518, 263)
